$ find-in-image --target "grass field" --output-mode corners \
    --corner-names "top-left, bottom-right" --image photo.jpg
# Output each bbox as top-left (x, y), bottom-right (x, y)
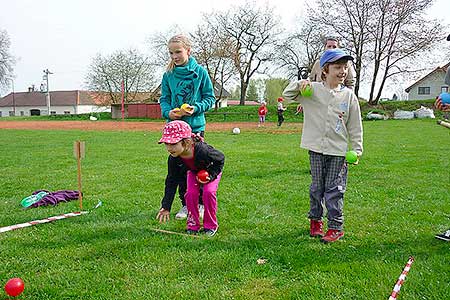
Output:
top-left (0, 119), bottom-right (449, 299)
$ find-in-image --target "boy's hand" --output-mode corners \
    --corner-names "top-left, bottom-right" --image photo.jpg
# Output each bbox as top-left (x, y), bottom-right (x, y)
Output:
top-left (299, 79), bottom-right (311, 91)
top-left (351, 155), bottom-right (361, 165)
top-left (156, 208), bottom-right (170, 223)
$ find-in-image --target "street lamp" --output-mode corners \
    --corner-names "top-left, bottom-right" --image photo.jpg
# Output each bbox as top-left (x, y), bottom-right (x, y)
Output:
top-left (43, 69), bottom-right (53, 115)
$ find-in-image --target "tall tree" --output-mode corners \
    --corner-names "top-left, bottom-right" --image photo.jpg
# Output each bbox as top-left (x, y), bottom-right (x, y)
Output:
top-left (264, 78), bottom-right (290, 105)
top-left (212, 2), bottom-right (282, 105)
top-left (309, 0), bottom-right (442, 103)
top-left (85, 49), bottom-right (157, 105)
top-left (147, 26), bottom-right (183, 69)
top-left (309, 0), bottom-right (374, 96)
top-left (366, 0), bottom-right (442, 104)
top-left (276, 19), bottom-right (325, 80)
top-left (246, 79), bottom-right (258, 101)
top-left (0, 29), bottom-right (15, 91)
top-left (191, 22), bottom-right (235, 110)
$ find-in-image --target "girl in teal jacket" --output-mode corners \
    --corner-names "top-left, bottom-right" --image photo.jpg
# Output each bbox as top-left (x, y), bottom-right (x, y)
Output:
top-left (159, 35), bottom-right (215, 133)
top-left (157, 34), bottom-right (215, 223)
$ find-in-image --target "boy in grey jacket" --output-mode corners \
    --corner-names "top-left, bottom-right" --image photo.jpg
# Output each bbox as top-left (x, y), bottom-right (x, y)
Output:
top-left (283, 49), bottom-right (363, 243)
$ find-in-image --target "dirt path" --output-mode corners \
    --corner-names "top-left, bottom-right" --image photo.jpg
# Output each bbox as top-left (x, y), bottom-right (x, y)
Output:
top-left (0, 120), bottom-right (302, 133)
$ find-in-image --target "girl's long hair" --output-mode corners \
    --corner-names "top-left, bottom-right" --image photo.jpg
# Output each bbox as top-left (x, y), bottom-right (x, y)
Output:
top-left (166, 34), bottom-right (192, 72)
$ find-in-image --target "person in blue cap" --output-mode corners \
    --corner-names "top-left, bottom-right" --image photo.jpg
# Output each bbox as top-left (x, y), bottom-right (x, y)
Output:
top-left (308, 37), bottom-right (356, 90)
top-left (282, 48), bottom-right (363, 243)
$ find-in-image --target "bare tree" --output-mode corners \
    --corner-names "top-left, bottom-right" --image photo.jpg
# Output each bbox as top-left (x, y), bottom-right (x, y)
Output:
top-left (309, 0), bottom-right (443, 103)
top-left (0, 29), bottom-right (15, 90)
top-left (309, 0), bottom-right (374, 96)
top-left (85, 49), bottom-right (157, 105)
top-left (276, 19), bottom-right (325, 80)
top-left (147, 25), bottom-right (184, 69)
top-left (366, 0), bottom-right (442, 104)
top-left (212, 2), bottom-right (282, 105)
top-left (191, 21), bottom-right (235, 110)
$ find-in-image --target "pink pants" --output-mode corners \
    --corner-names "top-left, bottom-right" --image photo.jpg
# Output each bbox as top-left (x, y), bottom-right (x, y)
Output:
top-left (185, 170), bottom-right (222, 231)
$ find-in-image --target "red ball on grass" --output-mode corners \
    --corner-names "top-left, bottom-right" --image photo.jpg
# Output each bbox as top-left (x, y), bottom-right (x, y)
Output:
top-left (4, 278), bottom-right (25, 297)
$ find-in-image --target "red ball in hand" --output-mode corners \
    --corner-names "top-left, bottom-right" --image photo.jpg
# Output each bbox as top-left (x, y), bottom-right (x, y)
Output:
top-left (197, 170), bottom-right (209, 182)
top-left (4, 278), bottom-right (25, 297)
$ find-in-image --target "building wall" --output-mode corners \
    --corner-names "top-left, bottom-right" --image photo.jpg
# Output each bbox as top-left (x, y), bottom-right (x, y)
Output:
top-left (408, 72), bottom-right (449, 100)
top-left (0, 105), bottom-right (109, 117)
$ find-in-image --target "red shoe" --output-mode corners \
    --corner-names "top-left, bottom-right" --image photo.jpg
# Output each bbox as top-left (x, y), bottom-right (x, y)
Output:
top-left (321, 229), bottom-right (344, 243)
top-left (310, 220), bottom-right (324, 237)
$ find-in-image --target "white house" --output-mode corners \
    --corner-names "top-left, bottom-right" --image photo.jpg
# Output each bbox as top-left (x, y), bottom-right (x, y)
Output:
top-left (405, 62), bottom-right (449, 100)
top-left (0, 90), bottom-right (110, 117)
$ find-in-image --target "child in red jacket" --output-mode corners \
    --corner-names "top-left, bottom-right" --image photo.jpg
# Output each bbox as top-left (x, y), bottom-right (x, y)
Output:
top-left (258, 101), bottom-right (268, 127)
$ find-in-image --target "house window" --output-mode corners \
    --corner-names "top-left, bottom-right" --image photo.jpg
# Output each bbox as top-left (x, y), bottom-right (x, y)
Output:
top-left (20, 111), bottom-right (24, 116)
top-left (9, 111), bottom-right (14, 116)
top-left (0, 111), bottom-right (2, 117)
top-left (441, 86), bottom-right (448, 93)
top-left (50, 111), bottom-right (56, 115)
top-left (64, 111), bottom-right (71, 115)
top-left (418, 87), bottom-right (430, 95)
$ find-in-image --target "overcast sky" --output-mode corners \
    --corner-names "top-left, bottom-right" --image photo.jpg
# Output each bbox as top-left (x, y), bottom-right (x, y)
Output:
top-left (1, 0), bottom-right (449, 98)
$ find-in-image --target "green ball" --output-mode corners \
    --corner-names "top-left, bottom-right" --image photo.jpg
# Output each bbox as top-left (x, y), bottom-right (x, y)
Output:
top-left (301, 85), bottom-right (313, 97)
top-left (345, 151), bottom-right (358, 164)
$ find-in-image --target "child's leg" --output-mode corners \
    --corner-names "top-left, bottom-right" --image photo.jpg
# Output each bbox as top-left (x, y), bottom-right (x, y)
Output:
top-left (323, 156), bottom-right (347, 230)
top-left (202, 172), bottom-right (222, 230)
top-left (185, 171), bottom-right (201, 231)
top-left (178, 173), bottom-right (187, 207)
top-left (308, 151), bottom-right (325, 220)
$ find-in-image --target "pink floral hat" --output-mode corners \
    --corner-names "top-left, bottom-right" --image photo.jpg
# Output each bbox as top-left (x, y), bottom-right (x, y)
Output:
top-left (158, 120), bottom-right (192, 144)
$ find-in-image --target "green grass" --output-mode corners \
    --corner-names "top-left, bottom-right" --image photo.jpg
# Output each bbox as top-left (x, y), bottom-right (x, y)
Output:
top-left (0, 119), bottom-right (449, 299)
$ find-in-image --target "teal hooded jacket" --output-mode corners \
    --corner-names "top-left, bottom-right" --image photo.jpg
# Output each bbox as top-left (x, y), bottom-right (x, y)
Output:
top-left (159, 57), bottom-right (215, 133)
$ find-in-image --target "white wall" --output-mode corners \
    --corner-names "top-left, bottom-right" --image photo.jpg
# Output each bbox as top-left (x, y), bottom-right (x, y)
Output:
top-left (408, 72), bottom-right (448, 100)
top-left (0, 105), bottom-right (110, 117)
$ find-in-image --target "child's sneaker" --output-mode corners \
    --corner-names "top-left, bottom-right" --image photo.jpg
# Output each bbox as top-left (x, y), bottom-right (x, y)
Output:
top-left (175, 206), bottom-right (188, 220)
top-left (310, 219), bottom-right (324, 237)
top-left (186, 229), bottom-right (199, 235)
top-left (202, 228), bottom-right (217, 237)
top-left (435, 229), bottom-right (450, 241)
top-left (321, 229), bottom-right (344, 243)
top-left (199, 204), bottom-right (204, 219)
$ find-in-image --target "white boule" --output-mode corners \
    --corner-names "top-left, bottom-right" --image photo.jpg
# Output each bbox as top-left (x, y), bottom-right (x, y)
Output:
top-left (232, 127), bottom-right (240, 134)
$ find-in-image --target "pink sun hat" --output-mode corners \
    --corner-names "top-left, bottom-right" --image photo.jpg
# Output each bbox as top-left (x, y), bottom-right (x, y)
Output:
top-left (158, 120), bottom-right (192, 144)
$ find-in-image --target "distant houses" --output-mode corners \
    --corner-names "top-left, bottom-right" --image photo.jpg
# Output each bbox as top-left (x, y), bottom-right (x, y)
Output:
top-left (0, 83), bottom-right (233, 118)
top-left (0, 89), bottom-right (110, 117)
top-left (405, 62), bottom-right (449, 100)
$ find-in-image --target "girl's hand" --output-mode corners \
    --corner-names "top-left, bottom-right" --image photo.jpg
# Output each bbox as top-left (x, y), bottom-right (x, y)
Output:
top-left (156, 208), bottom-right (170, 223)
top-left (169, 108), bottom-right (182, 120)
top-left (181, 104), bottom-right (195, 116)
top-left (197, 176), bottom-right (210, 185)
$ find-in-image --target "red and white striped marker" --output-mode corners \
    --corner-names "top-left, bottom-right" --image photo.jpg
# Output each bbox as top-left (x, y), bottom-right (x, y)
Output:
top-left (0, 211), bottom-right (88, 234)
top-left (388, 256), bottom-right (415, 300)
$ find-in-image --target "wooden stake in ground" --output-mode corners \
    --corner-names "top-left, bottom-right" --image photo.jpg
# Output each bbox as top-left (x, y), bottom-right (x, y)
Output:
top-left (437, 120), bottom-right (450, 129)
top-left (150, 228), bottom-right (201, 238)
top-left (73, 141), bottom-right (85, 211)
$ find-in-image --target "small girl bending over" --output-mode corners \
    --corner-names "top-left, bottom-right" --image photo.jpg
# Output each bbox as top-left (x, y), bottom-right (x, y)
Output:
top-left (159, 120), bottom-right (225, 236)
